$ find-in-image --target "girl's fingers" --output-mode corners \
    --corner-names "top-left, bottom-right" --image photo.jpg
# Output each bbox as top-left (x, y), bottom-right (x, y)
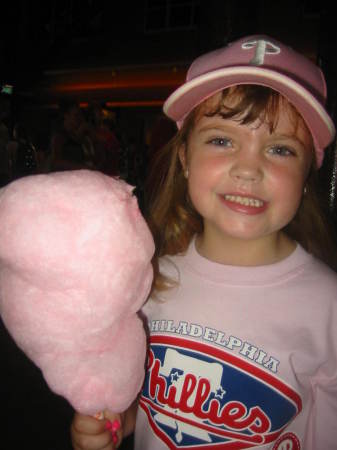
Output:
top-left (71, 413), bottom-right (113, 450)
top-left (71, 411), bottom-right (123, 450)
top-left (71, 428), bottom-right (113, 450)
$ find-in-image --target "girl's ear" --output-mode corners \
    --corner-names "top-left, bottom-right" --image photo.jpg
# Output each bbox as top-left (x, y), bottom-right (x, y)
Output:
top-left (178, 144), bottom-right (187, 171)
top-left (178, 144), bottom-right (189, 178)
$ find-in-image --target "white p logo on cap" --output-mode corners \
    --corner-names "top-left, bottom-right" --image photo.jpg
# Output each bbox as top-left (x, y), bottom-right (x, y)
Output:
top-left (242, 39), bottom-right (281, 65)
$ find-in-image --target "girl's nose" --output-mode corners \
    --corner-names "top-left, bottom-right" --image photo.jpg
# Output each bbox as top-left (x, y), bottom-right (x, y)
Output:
top-left (229, 156), bottom-right (263, 184)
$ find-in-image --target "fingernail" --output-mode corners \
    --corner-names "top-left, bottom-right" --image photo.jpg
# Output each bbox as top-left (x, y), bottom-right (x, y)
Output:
top-left (112, 420), bottom-right (121, 432)
top-left (104, 420), bottom-right (113, 431)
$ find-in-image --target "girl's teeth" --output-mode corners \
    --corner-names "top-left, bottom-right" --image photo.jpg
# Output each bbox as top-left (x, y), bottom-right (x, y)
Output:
top-left (224, 195), bottom-right (264, 208)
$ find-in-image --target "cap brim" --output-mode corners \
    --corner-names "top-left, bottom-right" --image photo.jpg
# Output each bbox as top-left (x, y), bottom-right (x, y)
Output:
top-left (164, 66), bottom-right (335, 159)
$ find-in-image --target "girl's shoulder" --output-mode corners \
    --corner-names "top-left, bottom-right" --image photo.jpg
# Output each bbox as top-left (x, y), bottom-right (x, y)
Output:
top-left (295, 246), bottom-right (337, 307)
top-left (308, 252), bottom-right (337, 286)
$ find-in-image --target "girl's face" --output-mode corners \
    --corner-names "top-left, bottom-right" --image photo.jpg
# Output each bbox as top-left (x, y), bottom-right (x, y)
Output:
top-left (180, 94), bottom-right (313, 264)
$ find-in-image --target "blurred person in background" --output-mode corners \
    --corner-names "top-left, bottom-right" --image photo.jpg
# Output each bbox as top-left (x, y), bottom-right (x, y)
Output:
top-left (87, 102), bottom-right (121, 176)
top-left (8, 121), bottom-right (38, 179)
top-left (50, 101), bottom-right (96, 172)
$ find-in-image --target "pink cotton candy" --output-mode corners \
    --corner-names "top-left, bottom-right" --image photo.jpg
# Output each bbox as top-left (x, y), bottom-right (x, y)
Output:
top-left (0, 170), bottom-right (154, 415)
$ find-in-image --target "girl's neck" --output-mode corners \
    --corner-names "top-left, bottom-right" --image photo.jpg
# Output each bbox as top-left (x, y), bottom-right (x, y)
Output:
top-left (195, 231), bottom-right (296, 267)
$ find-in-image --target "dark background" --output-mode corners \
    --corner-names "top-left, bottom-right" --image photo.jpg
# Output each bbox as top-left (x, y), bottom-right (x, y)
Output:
top-left (1, 1), bottom-right (336, 449)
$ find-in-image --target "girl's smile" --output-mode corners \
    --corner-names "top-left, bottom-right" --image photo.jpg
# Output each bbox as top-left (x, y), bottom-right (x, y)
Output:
top-left (220, 192), bottom-right (268, 215)
top-left (179, 98), bottom-right (313, 265)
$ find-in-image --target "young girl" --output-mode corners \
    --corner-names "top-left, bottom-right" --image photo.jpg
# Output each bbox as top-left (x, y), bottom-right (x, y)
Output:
top-left (71, 34), bottom-right (337, 450)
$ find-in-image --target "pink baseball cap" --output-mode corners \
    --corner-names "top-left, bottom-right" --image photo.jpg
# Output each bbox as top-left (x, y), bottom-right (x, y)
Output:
top-left (163, 34), bottom-right (335, 167)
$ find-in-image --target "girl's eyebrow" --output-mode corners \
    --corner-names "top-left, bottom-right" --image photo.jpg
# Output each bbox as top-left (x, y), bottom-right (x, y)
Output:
top-left (198, 125), bottom-right (226, 132)
top-left (270, 133), bottom-right (307, 148)
top-left (197, 118), bottom-right (238, 133)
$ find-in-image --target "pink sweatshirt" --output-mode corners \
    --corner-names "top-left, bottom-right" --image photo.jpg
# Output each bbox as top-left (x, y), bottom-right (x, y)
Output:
top-left (135, 240), bottom-right (337, 449)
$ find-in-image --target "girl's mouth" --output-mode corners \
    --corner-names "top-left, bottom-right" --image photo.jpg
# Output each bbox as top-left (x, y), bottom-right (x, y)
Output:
top-left (220, 193), bottom-right (268, 215)
top-left (223, 194), bottom-right (265, 208)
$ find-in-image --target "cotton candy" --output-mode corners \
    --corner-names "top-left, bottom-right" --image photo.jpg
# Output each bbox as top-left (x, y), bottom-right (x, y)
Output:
top-left (0, 170), bottom-right (154, 415)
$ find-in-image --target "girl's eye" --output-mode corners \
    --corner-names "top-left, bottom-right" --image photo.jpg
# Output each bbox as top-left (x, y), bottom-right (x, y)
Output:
top-left (268, 145), bottom-right (295, 157)
top-left (209, 137), bottom-right (232, 147)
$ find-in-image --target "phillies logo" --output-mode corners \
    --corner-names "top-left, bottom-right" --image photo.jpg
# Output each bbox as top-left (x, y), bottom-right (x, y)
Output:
top-left (140, 336), bottom-right (302, 449)
top-left (242, 39), bottom-right (281, 65)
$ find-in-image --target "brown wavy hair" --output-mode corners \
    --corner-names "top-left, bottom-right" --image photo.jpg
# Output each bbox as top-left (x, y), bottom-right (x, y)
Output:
top-left (145, 85), bottom-right (337, 291)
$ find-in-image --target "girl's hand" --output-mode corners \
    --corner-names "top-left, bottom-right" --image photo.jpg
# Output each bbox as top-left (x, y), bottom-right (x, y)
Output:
top-left (71, 410), bottom-right (124, 450)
